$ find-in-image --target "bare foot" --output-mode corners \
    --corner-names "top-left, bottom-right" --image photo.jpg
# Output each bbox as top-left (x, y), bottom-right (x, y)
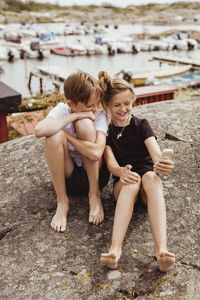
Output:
top-left (101, 248), bottom-right (122, 269)
top-left (50, 200), bottom-right (69, 232)
top-left (157, 250), bottom-right (175, 272)
top-left (89, 196), bottom-right (104, 225)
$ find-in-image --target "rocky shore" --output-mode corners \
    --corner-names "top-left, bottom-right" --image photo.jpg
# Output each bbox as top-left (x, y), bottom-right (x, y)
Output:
top-left (0, 96), bottom-right (200, 299)
top-left (1, 2), bottom-right (200, 28)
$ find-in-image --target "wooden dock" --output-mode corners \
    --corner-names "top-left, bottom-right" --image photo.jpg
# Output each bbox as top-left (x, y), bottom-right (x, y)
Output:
top-left (134, 85), bottom-right (177, 106)
top-left (153, 54), bottom-right (200, 70)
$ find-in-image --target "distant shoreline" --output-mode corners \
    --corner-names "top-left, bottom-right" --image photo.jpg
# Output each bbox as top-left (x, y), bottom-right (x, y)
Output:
top-left (1, 2), bottom-right (200, 28)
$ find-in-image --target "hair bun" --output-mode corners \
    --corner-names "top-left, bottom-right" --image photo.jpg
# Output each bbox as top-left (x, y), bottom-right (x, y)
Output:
top-left (98, 71), bottom-right (113, 91)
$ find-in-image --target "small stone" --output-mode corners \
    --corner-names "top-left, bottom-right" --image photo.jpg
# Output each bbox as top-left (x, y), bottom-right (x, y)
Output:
top-left (107, 270), bottom-right (121, 280)
top-left (160, 290), bottom-right (173, 297)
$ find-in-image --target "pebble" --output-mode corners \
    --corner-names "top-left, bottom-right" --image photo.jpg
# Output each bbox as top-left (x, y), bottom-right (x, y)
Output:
top-left (160, 290), bottom-right (173, 297)
top-left (107, 270), bottom-right (121, 280)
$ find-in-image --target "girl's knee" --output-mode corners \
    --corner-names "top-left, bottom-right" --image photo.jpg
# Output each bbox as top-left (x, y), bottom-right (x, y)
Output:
top-left (124, 179), bottom-right (141, 193)
top-left (142, 171), bottom-right (161, 187)
top-left (142, 171), bottom-right (157, 183)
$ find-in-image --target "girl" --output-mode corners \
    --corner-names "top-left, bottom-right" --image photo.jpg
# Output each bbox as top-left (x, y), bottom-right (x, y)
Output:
top-left (98, 71), bottom-right (175, 272)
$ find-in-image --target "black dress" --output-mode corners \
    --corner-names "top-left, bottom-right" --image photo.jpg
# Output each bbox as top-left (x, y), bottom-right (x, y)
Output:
top-left (107, 115), bottom-right (155, 181)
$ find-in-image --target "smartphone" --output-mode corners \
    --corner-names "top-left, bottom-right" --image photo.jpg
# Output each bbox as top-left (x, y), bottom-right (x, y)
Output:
top-left (160, 148), bottom-right (174, 160)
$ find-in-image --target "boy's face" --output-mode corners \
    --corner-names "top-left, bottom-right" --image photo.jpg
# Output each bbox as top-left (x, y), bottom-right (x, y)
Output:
top-left (68, 92), bottom-right (100, 113)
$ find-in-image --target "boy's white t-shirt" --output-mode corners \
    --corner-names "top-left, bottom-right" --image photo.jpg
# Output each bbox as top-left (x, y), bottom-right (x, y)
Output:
top-left (48, 103), bottom-right (108, 167)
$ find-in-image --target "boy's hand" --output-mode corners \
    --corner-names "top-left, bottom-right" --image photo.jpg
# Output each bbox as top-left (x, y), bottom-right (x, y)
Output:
top-left (119, 164), bottom-right (140, 184)
top-left (154, 159), bottom-right (174, 176)
top-left (77, 111), bottom-right (96, 122)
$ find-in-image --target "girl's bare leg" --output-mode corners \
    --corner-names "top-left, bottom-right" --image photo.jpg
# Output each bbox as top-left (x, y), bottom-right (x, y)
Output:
top-left (141, 171), bottom-right (175, 272)
top-left (75, 119), bottom-right (104, 225)
top-left (101, 179), bottom-right (141, 269)
top-left (45, 130), bottom-right (74, 232)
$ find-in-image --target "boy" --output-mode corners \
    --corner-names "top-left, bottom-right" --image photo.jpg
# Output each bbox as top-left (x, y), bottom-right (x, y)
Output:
top-left (34, 71), bottom-right (109, 232)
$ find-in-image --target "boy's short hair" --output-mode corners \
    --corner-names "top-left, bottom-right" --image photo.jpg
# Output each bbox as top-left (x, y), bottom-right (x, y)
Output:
top-left (64, 71), bottom-right (102, 104)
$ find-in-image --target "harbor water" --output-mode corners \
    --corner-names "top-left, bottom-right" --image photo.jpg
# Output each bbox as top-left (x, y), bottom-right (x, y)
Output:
top-left (0, 22), bottom-right (200, 98)
top-left (0, 51), bottom-right (161, 97)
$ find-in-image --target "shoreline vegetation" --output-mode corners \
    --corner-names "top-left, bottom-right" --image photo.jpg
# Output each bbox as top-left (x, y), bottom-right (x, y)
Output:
top-left (1, 1), bottom-right (200, 40)
top-left (1, 1), bottom-right (200, 26)
top-left (2, 0), bottom-right (200, 140)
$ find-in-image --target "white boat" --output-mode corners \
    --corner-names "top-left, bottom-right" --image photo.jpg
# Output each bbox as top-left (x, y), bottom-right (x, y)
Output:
top-left (117, 64), bottom-right (192, 86)
top-left (3, 31), bottom-right (21, 43)
top-left (39, 33), bottom-right (60, 49)
top-left (0, 46), bottom-right (20, 61)
top-left (19, 41), bottom-right (50, 59)
top-left (65, 43), bottom-right (87, 55)
top-left (93, 44), bottom-right (108, 55)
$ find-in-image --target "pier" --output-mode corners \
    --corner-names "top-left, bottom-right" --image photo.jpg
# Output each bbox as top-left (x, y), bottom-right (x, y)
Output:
top-left (153, 54), bottom-right (200, 70)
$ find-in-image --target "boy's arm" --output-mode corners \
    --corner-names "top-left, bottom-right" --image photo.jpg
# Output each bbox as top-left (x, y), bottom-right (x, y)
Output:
top-left (64, 130), bottom-right (106, 161)
top-left (34, 111), bottom-right (96, 138)
top-left (104, 146), bottom-right (140, 184)
top-left (144, 136), bottom-right (174, 175)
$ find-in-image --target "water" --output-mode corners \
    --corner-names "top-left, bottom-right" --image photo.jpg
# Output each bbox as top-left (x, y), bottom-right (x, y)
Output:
top-left (1, 22), bottom-right (200, 98)
top-left (0, 52), bottom-right (161, 97)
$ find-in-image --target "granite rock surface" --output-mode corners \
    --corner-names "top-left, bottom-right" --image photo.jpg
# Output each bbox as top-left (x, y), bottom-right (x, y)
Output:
top-left (0, 97), bottom-right (200, 299)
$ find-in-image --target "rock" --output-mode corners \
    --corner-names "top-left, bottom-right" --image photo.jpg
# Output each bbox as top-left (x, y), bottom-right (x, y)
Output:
top-left (107, 270), bottom-right (121, 280)
top-left (0, 98), bottom-right (200, 299)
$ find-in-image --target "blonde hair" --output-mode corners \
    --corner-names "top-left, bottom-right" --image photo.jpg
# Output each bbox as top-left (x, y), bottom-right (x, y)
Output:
top-left (98, 71), bottom-right (136, 105)
top-left (64, 71), bottom-right (102, 104)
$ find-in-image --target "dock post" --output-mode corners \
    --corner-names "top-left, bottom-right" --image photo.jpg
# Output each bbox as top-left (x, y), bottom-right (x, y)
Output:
top-left (28, 72), bottom-right (33, 90)
top-left (0, 112), bottom-right (8, 143)
top-left (39, 77), bottom-right (43, 94)
top-left (0, 81), bottom-right (21, 143)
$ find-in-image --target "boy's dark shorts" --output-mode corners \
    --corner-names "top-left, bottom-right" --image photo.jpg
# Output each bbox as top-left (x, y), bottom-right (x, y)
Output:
top-left (65, 158), bottom-right (110, 196)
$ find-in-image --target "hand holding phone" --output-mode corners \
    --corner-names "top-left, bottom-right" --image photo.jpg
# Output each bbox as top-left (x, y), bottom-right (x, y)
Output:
top-left (154, 148), bottom-right (174, 175)
top-left (160, 148), bottom-right (174, 160)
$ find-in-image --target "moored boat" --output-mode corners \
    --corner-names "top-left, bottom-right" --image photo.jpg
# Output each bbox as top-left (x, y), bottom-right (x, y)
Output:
top-left (50, 47), bottom-right (75, 56)
top-left (117, 64), bottom-right (192, 86)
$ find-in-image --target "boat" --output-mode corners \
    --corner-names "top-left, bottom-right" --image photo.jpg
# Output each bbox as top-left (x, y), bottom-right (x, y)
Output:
top-left (39, 33), bottom-right (60, 48)
top-left (65, 43), bottom-right (87, 55)
top-left (50, 47), bottom-right (76, 56)
top-left (117, 65), bottom-right (192, 86)
top-left (19, 41), bottom-right (50, 59)
top-left (0, 46), bottom-right (20, 61)
top-left (3, 31), bottom-right (21, 43)
top-left (155, 70), bottom-right (200, 88)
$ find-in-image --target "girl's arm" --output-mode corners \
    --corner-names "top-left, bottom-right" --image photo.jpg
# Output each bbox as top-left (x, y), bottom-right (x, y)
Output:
top-left (104, 146), bottom-right (140, 184)
top-left (34, 111), bottom-right (96, 138)
top-left (64, 130), bottom-right (106, 161)
top-left (144, 136), bottom-right (174, 175)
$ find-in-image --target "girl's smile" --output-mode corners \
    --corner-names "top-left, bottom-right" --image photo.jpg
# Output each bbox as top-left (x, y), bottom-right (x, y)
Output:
top-left (108, 90), bottom-right (133, 126)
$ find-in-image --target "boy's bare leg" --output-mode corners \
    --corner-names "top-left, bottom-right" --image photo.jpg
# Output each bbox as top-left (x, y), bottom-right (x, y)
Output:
top-left (141, 171), bottom-right (175, 272)
top-left (75, 119), bottom-right (104, 225)
top-left (84, 158), bottom-right (104, 225)
top-left (45, 130), bottom-right (74, 232)
top-left (101, 180), bottom-right (141, 268)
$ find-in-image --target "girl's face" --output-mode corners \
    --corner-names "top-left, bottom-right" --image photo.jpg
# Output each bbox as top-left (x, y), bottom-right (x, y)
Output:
top-left (108, 90), bottom-right (133, 125)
